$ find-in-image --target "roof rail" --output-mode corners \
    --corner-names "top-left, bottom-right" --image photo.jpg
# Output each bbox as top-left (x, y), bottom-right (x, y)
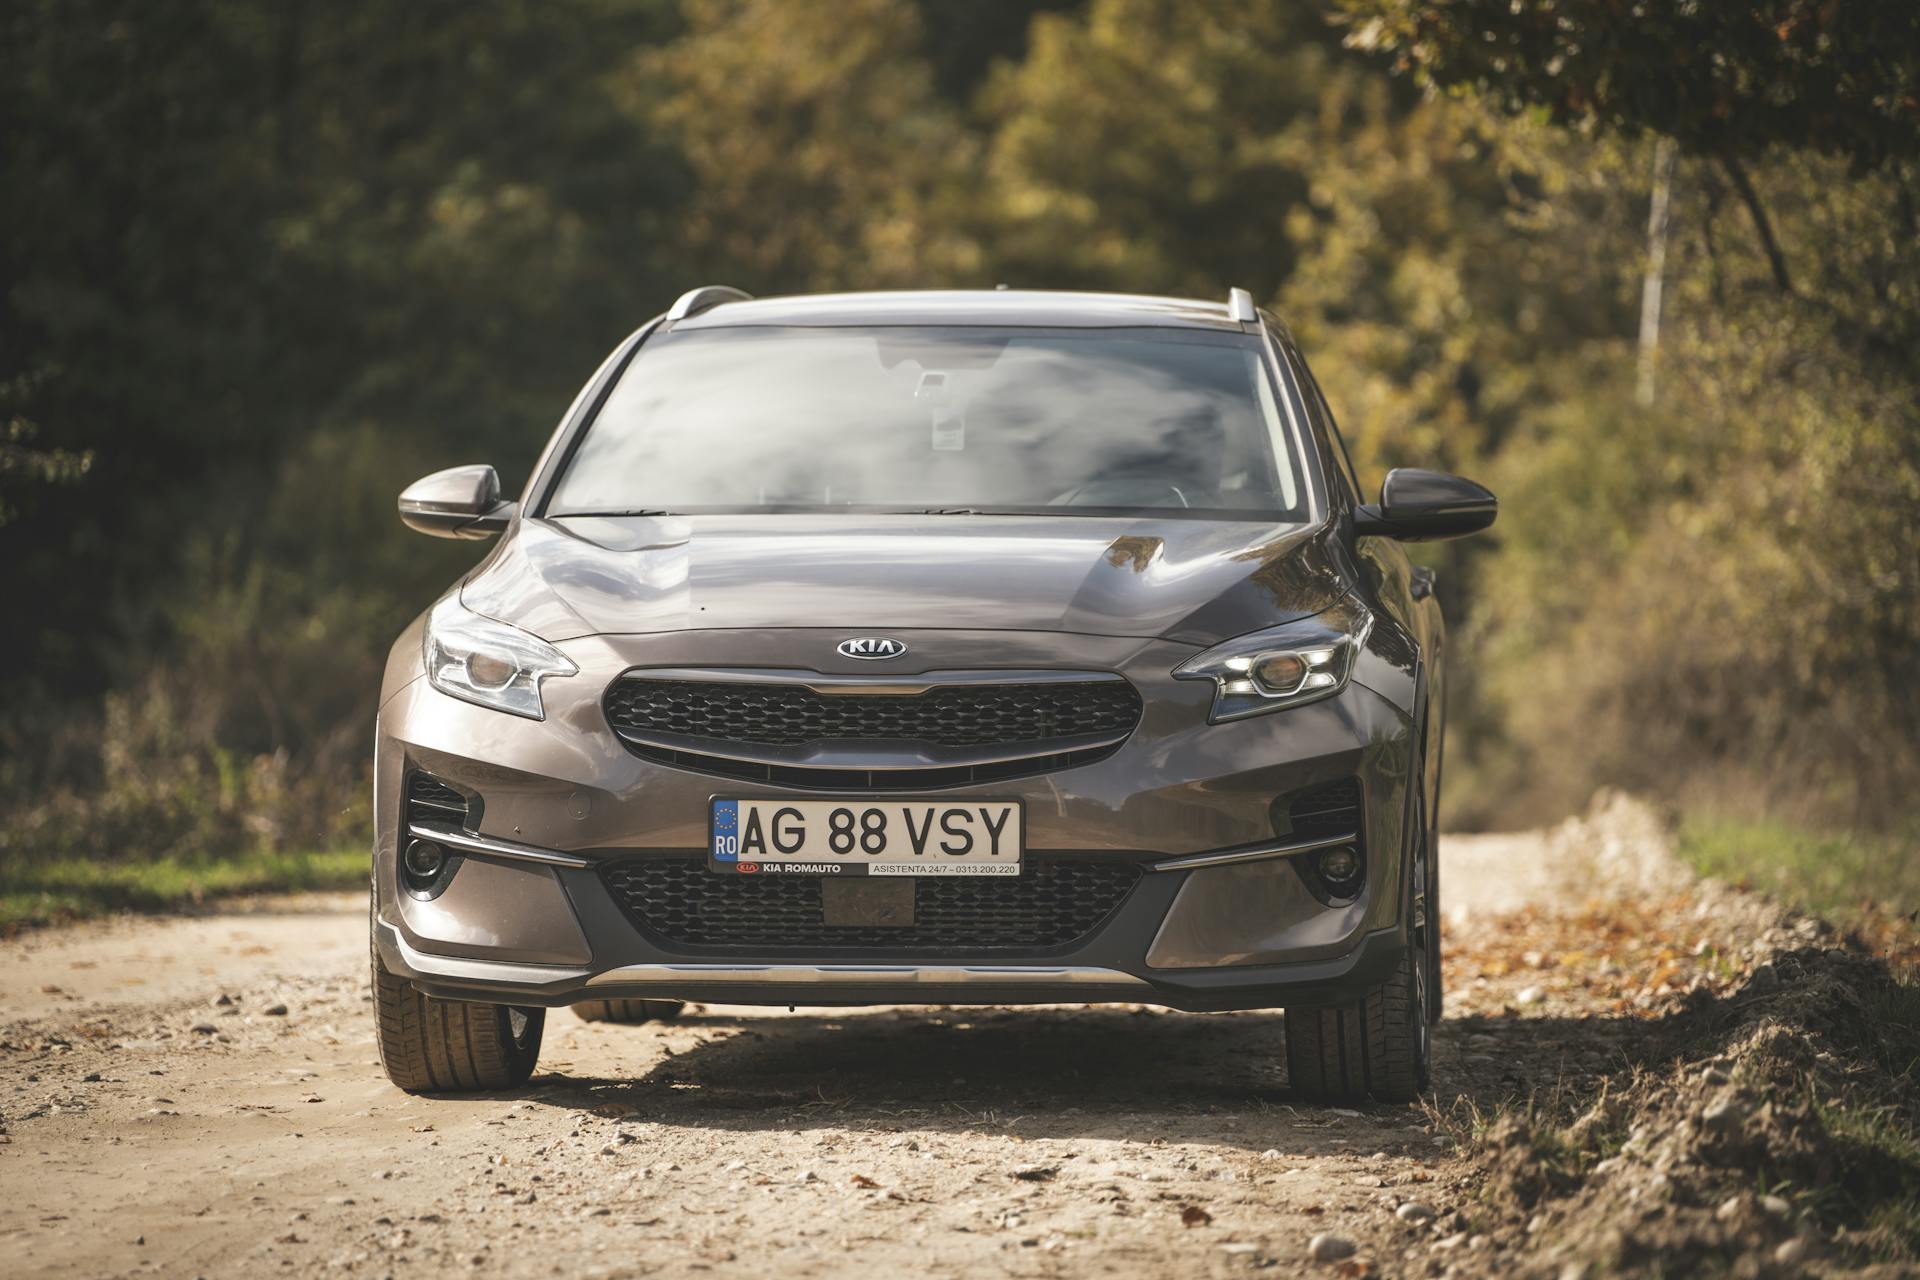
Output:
top-left (1226, 287), bottom-right (1257, 324)
top-left (666, 285), bottom-right (753, 321)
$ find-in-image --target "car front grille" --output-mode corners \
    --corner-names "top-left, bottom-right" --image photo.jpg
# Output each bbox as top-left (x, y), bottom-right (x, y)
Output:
top-left (604, 675), bottom-right (1143, 790)
top-left (600, 855), bottom-right (1141, 953)
top-left (605, 677), bottom-right (1141, 746)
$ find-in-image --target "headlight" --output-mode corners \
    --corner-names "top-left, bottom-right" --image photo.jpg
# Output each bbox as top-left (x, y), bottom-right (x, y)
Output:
top-left (1174, 598), bottom-right (1373, 723)
top-left (423, 594), bottom-right (578, 720)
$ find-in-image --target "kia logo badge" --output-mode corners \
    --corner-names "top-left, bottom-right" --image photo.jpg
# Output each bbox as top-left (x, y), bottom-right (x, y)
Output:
top-left (837, 637), bottom-right (907, 660)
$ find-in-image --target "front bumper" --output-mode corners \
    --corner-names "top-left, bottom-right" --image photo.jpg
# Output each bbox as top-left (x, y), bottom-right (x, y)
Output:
top-left (372, 624), bottom-right (1416, 1013)
top-left (372, 913), bottom-right (1407, 1013)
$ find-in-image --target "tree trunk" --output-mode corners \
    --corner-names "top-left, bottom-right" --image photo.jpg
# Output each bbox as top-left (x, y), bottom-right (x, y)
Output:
top-left (1637, 138), bottom-right (1678, 408)
top-left (1720, 154), bottom-right (1794, 295)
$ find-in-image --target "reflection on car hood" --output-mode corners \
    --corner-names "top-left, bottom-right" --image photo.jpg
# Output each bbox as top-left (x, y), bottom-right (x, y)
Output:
top-left (459, 514), bottom-right (1345, 647)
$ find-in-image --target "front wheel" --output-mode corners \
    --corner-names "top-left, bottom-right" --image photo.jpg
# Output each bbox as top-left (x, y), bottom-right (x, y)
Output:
top-left (371, 946), bottom-right (544, 1093)
top-left (1283, 941), bottom-right (1430, 1104)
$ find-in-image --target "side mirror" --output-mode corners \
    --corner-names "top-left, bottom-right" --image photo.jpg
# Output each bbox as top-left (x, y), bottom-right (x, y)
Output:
top-left (398, 465), bottom-right (515, 539)
top-left (1353, 468), bottom-right (1496, 542)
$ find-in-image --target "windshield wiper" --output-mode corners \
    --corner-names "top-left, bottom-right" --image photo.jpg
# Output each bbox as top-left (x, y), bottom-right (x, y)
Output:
top-left (889, 507), bottom-right (988, 515)
top-left (555, 509), bottom-right (675, 517)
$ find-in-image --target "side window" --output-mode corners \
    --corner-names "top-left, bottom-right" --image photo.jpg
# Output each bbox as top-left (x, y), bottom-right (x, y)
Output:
top-left (1311, 378), bottom-right (1364, 504)
top-left (1286, 343), bottom-right (1365, 505)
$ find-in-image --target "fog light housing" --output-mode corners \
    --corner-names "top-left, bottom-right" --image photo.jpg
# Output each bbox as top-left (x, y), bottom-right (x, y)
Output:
top-left (404, 839), bottom-right (446, 880)
top-left (1315, 845), bottom-right (1362, 890)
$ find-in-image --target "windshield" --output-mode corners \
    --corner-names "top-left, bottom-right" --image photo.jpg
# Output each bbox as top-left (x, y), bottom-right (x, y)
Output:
top-left (546, 326), bottom-right (1309, 519)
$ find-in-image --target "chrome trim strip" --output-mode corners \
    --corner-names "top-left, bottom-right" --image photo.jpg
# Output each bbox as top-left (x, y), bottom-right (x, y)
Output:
top-left (619, 667), bottom-right (1129, 694)
top-left (584, 963), bottom-right (1150, 989)
top-left (407, 797), bottom-right (468, 818)
top-left (1148, 831), bottom-right (1356, 873)
top-left (406, 821), bottom-right (594, 870)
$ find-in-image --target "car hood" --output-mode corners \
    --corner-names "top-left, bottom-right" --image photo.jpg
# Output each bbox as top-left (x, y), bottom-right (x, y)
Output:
top-left (459, 513), bottom-right (1346, 648)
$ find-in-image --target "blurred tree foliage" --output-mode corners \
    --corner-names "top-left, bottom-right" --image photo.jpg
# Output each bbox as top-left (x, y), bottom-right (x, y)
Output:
top-left (1, 0), bottom-right (688, 853)
top-left (1338, 0), bottom-right (1920, 169)
top-left (2, 0), bottom-right (1914, 861)
top-left (1336, 0), bottom-right (1920, 820)
top-left (636, 0), bottom-right (982, 288)
top-left (1338, 0), bottom-right (1920, 296)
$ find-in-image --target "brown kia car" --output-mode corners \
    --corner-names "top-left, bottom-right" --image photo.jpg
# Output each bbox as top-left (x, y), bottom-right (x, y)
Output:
top-left (370, 287), bottom-right (1495, 1102)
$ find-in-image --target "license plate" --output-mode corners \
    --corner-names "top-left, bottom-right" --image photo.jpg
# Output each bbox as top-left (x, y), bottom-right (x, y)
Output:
top-left (709, 799), bottom-right (1022, 875)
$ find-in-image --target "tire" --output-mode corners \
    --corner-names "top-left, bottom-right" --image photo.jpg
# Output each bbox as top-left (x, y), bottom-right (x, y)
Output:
top-left (371, 944), bottom-right (544, 1094)
top-left (1424, 791), bottom-right (1445, 1025)
top-left (1425, 728), bottom-right (1446, 1023)
top-left (573, 998), bottom-right (685, 1024)
top-left (1284, 787), bottom-right (1434, 1105)
top-left (1284, 938), bottom-right (1430, 1104)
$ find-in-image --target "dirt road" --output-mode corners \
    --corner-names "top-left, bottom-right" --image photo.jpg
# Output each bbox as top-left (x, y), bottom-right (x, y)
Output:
top-left (0, 799), bottom-right (1874, 1277)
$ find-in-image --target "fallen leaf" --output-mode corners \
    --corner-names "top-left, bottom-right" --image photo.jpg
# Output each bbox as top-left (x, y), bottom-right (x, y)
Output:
top-left (1180, 1205), bottom-right (1212, 1228)
top-left (850, 1174), bottom-right (880, 1189)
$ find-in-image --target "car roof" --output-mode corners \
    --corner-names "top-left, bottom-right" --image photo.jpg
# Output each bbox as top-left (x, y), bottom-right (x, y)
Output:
top-left (667, 288), bottom-right (1253, 332)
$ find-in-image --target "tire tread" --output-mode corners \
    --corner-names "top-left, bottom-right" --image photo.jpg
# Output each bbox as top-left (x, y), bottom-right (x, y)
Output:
top-left (1285, 947), bottom-right (1426, 1104)
top-left (371, 944), bottom-right (542, 1094)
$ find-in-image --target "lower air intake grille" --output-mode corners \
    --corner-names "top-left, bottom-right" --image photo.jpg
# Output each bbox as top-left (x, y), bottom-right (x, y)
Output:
top-left (600, 856), bottom-right (1140, 953)
top-left (1284, 777), bottom-right (1362, 841)
top-left (405, 772), bottom-right (471, 826)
